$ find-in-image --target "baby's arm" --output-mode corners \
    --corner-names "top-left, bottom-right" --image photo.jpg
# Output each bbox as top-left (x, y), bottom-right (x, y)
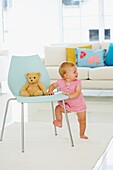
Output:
top-left (64, 86), bottom-right (81, 99)
top-left (47, 82), bottom-right (57, 95)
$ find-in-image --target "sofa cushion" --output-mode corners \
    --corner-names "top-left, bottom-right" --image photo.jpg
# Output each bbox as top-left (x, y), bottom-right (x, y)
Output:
top-left (46, 67), bottom-right (60, 80)
top-left (44, 46), bottom-right (66, 66)
top-left (76, 48), bottom-right (105, 68)
top-left (105, 43), bottom-right (113, 66)
top-left (77, 67), bottom-right (90, 80)
top-left (89, 66), bottom-right (113, 80)
top-left (46, 67), bottom-right (90, 80)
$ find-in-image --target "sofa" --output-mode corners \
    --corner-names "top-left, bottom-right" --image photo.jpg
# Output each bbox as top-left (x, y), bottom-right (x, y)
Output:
top-left (43, 42), bottom-right (113, 90)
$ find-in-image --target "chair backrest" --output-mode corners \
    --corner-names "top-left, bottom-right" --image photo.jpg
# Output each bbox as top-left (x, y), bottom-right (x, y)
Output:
top-left (8, 55), bottom-right (50, 96)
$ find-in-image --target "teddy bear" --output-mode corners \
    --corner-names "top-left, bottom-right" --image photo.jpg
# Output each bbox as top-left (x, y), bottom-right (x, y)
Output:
top-left (20, 72), bottom-right (47, 96)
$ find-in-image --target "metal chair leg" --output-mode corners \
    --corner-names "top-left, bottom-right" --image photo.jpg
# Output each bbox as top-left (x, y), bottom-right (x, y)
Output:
top-left (0, 98), bottom-right (16, 141)
top-left (62, 100), bottom-right (74, 147)
top-left (21, 103), bottom-right (24, 152)
top-left (51, 102), bottom-right (57, 135)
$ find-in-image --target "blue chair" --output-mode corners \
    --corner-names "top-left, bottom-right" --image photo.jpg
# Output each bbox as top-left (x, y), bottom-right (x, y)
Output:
top-left (0, 55), bottom-right (74, 152)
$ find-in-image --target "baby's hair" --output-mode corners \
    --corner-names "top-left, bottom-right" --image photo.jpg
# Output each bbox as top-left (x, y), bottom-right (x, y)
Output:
top-left (59, 61), bottom-right (75, 78)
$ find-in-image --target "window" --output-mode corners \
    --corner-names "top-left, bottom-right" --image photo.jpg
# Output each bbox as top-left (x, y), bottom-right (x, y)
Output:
top-left (104, 0), bottom-right (113, 40)
top-left (62, 0), bottom-right (113, 43)
top-left (89, 29), bottom-right (99, 41)
top-left (62, 0), bottom-right (100, 43)
top-left (0, 0), bottom-right (12, 45)
top-left (62, 0), bottom-right (88, 6)
top-left (3, 0), bottom-right (12, 9)
top-left (104, 29), bottom-right (110, 40)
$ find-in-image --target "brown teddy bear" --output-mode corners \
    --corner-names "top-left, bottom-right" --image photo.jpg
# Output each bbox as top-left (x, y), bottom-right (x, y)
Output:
top-left (20, 72), bottom-right (47, 96)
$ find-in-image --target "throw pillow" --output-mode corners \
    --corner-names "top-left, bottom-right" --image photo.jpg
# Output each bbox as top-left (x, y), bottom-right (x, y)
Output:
top-left (105, 43), bottom-right (113, 66)
top-left (76, 48), bottom-right (105, 67)
top-left (66, 45), bottom-right (92, 64)
top-left (66, 48), bottom-right (76, 64)
top-left (79, 45), bottom-right (92, 49)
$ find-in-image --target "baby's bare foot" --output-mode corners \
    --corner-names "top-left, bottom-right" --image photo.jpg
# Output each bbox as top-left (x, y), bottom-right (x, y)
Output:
top-left (53, 120), bottom-right (62, 128)
top-left (80, 135), bottom-right (88, 139)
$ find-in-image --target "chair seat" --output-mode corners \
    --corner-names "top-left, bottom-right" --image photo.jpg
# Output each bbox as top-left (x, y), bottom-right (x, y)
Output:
top-left (16, 93), bottom-right (69, 103)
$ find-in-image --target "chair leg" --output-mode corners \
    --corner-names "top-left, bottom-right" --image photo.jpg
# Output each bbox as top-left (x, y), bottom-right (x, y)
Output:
top-left (21, 103), bottom-right (24, 152)
top-left (51, 102), bottom-right (57, 135)
top-left (0, 98), bottom-right (16, 141)
top-left (62, 100), bottom-right (74, 147)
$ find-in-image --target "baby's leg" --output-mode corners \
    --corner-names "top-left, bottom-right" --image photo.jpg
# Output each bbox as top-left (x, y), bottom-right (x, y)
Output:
top-left (76, 111), bottom-right (88, 139)
top-left (53, 105), bottom-right (64, 128)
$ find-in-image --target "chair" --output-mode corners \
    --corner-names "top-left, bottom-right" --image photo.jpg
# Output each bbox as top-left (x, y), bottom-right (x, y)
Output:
top-left (0, 55), bottom-right (74, 152)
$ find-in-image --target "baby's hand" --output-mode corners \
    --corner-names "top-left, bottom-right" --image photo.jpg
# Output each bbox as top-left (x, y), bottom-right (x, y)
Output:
top-left (63, 91), bottom-right (70, 98)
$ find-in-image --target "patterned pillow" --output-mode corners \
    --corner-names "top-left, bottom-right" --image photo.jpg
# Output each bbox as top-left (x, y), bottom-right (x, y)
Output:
top-left (76, 48), bottom-right (105, 67)
top-left (66, 45), bottom-right (92, 64)
top-left (105, 43), bottom-right (113, 66)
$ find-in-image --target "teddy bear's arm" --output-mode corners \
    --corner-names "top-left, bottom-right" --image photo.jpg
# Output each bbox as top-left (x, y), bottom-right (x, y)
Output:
top-left (20, 82), bottom-right (29, 92)
top-left (38, 82), bottom-right (47, 95)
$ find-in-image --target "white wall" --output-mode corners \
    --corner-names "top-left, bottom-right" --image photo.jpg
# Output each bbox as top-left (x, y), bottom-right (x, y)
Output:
top-left (8, 0), bottom-right (62, 56)
top-left (3, 0), bottom-right (62, 122)
top-left (0, 0), bottom-right (3, 45)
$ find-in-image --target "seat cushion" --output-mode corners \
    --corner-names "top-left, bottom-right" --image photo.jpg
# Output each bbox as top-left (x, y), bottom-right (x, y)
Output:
top-left (89, 66), bottom-right (113, 80)
top-left (46, 67), bottom-right (60, 80)
top-left (46, 67), bottom-right (90, 80)
top-left (77, 67), bottom-right (90, 80)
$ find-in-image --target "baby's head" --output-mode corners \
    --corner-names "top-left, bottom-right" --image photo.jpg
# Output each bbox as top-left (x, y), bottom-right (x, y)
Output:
top-left (59, 61), bottom-right (78, 80)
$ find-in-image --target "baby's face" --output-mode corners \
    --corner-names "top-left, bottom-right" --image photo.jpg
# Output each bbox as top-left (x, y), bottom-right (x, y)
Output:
top-left (66, 66), bottom-right (78, 81)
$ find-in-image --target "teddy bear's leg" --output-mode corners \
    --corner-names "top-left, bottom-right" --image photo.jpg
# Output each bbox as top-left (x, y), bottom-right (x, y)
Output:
top-left (34, 90), bottom-right (43, 96)
top-left (20, 90), bottom-right (30, 96)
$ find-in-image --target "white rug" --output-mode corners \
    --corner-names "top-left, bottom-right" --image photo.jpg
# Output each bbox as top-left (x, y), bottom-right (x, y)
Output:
top-left (0, 122), bottom-right (113, 170)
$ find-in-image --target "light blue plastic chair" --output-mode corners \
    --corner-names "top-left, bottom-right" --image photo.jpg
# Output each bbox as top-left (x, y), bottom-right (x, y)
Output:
top-left (0, 55), bottom-right (74, 152)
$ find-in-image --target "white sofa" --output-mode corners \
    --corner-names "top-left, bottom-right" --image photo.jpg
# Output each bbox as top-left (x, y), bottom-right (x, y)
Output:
top-left (44, 42), bottom-right (113, 89)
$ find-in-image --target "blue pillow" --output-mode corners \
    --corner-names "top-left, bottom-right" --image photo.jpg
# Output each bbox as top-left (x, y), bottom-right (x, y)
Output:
top-left (76, 48), bottom-right (105, 68)
top-left (105, 43), bottom-right (113, 66)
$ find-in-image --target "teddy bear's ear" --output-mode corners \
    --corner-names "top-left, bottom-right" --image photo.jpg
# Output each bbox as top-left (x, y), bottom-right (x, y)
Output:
top-left (37, 72), bottom-right (41, 77)
top-left (26, 73), bottom-right (29, 77)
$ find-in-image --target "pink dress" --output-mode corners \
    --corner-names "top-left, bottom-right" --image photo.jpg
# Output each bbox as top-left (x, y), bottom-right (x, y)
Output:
top-left (56, 79), bottom-right (86, 112)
